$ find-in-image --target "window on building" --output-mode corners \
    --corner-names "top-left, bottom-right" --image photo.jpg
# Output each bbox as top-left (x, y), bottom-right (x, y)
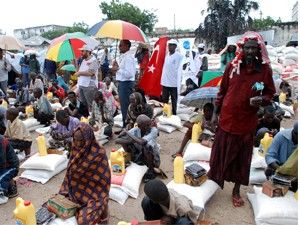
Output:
top-left (40, 28), bottom-right (44, 33)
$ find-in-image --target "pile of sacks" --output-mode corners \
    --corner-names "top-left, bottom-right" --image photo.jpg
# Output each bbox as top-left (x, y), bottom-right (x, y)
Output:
top-left (249, 148), bottom-right (268, 185)
top-left (23, 117), bottom-right (44, 132)
top-left (207, 54), bottom-right (221, 71)
top-left (167, 141), bottom-right (219, 211)
top-left (20, 152), bottom-right (68, 184)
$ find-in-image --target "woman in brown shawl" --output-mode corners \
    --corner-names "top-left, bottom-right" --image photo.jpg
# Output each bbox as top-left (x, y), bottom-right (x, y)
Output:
top-left (59, 123), bottom-right (111, 225)
top-left (125, 92), bottom-right (154, 130)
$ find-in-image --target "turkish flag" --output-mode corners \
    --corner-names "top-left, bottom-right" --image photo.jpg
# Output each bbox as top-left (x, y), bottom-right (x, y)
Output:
top-left (138, 37), bottom-right (168, 97)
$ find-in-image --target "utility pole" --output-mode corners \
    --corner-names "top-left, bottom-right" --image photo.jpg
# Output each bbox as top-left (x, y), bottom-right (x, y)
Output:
top-left (173, 14), bottom-right (176, 32)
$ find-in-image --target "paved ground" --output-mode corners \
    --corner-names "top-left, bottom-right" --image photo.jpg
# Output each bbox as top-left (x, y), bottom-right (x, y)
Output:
top-left (0, 115), bottom-right (296, 225)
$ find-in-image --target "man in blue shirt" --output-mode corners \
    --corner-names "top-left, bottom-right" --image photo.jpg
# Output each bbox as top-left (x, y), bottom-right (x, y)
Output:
top-left (265, 122), bottom-right (298, 177)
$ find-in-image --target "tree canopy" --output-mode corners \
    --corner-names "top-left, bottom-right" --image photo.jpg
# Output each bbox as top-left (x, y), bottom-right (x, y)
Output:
top-left (251, 16), bottom-right (282, 30)
top-left (196, 0), bottom-right (259, 49)
top-left (99, 0), bottom-right (158, 33)
top-left (41, 22), bottom-right (89, 40)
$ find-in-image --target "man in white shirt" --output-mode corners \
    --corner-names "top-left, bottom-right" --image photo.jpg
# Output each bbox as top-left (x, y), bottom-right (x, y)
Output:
top-left (0, 49), bottom-right (12, 96)
top-left (161, 39), bottom-right (182, 115)
top-left (112, 40), bottom-right (136, 127)
top-left (194, 43), bottom-right (208, 86)
top-left (76, 45), bottom-right (99, 109)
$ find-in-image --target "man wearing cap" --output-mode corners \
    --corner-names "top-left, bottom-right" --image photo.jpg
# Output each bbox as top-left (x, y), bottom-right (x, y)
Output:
top-left (75, 45), bottom-right (99, 109)
top-left (0, 49), bottom-right (12, 96)
top-left (194, 43), bottom-right (208, 86)
top-left (112, 40), bottom-right (136, 127)
top-left (161, 39), bottom-right (183, 115)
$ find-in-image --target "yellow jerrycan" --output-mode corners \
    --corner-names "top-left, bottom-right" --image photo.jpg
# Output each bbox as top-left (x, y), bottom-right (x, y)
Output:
top-left (174, 154), bottom-right (184, 183)
top-left (163, 104), bottom-right (172, 118)
top-left (279, 92), bottom-right (286, 103)
top-left (25, 105), bottom-right (34, 117)
top-left (295, 191), bottom-right (298, 200)
top-left (46, 92), bottom-right (53, 100)
top-left (36, 134), bottom-right (47, 156)
top-left (1, 99), bottom-right (8, 109)
top-left (80, 117), bottom-right (89, 123)
top-left (191, 122), bottom-right (202, 143)
top-left (110, 149), bottom-right (125, 175)
top-left (260, 133), bottom-right (273, 156)
top-left (14, 197), bottom-right (37, 225)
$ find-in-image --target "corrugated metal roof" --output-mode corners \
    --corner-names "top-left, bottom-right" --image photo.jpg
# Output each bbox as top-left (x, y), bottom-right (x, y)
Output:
top-left (22, 35), bottom-right (51, 46)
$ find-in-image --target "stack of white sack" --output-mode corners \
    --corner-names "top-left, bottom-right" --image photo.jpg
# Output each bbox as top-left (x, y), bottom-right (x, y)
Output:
top-left (113, 114), bottom-right (123, 128)
top-left (177, 104), bottom-right (197, 122)
top-left (23, 117), bottom-right (43, 132)
top-left (20, 153), bottom-right (68, 184)
top-left (157, 115), bottom-right (183, 133)
top-left (249, 148), bottom-right (267, 185)
top-left (207, 54), bottom-right (221, 70)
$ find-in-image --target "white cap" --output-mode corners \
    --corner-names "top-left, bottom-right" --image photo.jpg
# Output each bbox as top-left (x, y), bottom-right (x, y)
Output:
top-left (79, 44), bottom-right (93, 52)
top-left (198, 43), bottom-right (205, 49)
top-left (168, 39), bottom-right (178, 46)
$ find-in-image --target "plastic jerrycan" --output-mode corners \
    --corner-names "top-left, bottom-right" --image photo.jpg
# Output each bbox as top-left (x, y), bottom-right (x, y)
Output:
top-left (80, 117), bottom-right (89, 123)
top-left (47, 92), bottom-right (53, 100)
top-left (191, 122), bottom-right (202, 143)
top-left (260, 133), bottom-right (273, 156)
top-left (295, 191), bottom-right (298, 200)
top-left (110, 149), bottom-right (125, 175)
top-left (163, 104), bottom-right (172, 118)
top-left (1, 100), bottom-right (8, 109)
top-left (25, 105), bottom-right (34, 116)
top-left (14, 197), bottom-right (37, 225)
top-left (174, 154), bottom-right (184, 183)
top-left (36, 134), bottom-right (48, 156)
top-left (279, 92), bottom-right (286, 103)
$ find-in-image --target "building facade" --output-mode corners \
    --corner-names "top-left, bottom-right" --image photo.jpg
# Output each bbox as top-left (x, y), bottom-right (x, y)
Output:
top-left (14, 25), bottom-right (69, 40)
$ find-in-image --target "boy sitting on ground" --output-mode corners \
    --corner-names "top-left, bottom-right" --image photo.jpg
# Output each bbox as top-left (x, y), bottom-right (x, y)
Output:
top-left (5, 108), bottom-right (32, 157)
top-left (0, 135), bottom-right (19, 199)
top-left (116, 114), bottom-right (160, 183)
top-left (141, 179), bottom-right (199, 224)
top-left (173, 103), bottom-right (215, 158)
top-left (33, 87), bottom-right (54, 126)
top-left (49, 109), bottom-right (80, 151)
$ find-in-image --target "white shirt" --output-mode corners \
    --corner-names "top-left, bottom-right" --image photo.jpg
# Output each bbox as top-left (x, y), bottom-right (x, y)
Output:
top-left (194, 52), bottom-right (208, 74)
top-left (161, 52), bottom-right (182, 87)
top-left (77, 56), bottom-right (99, 87)
top-left (116, 51), bottom-right (136, 82)
top-left (0, 59), bottom-right (11, 82)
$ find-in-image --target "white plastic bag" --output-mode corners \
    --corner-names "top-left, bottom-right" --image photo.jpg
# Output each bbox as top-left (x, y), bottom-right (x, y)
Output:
top-left (109, 186), bottom-right (129, 205)
top-left (48, 217), bottom-right (78, 225)
top-left (251, 148), bottom-right (267, 169)
top-left (158, 115), bottom-right (183, 129)
top-left (183, 142), bottom-right (211, 162)
top-left (20, 153), bottom-right (68, 171)
top-left (153, 107), bottom-right (163, 117)
top-left (23, 118), bottom-right (40, 129)
top-left (248, 186), bottom-right (298, 225)
top-left (21, 159), bottom-right (68, 184)
top-left (120, 163), bottom-right (148, 198)
top-left (157, 123), bottom-right (176, 133)
top-left (167, 179), bottom-right (219, 210)
top-left (249, 168), bottom-right (267, 185)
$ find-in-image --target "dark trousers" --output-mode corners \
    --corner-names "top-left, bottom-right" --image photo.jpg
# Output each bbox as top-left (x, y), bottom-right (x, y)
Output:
top-left (118, 81), bottom-right (134, 127)
top-left (0, 168), bottom-right (18, 194)
top-left (9, 139), bottom-right (32, 151)
top-left (162, 86), bottom-right (178, 115)
top-left (141, 196), bottom-right (193, 225)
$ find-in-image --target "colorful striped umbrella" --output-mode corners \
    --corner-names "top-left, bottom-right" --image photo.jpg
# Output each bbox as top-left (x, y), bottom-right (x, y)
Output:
top-left (87, 20), bottom-right (148, 43)
top-left (46, 32), bottom-right (99, 62)
top-left (61, 64), bottom-right (76, 72)
top-left (200, 71), bottom-right (223, 87)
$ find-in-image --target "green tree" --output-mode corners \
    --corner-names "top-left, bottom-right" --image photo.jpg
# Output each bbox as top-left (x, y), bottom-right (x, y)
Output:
top-left (196, 0), bottom-right (259, 49)
top-left (41, 22), bottom-right (89, 40)
top-left (251, 16), bottom-right (281, 30)
top-left (99, 0), bottom-right (158, 33)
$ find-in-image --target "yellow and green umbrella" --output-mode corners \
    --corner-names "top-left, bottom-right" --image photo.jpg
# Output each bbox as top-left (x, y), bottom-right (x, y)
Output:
top-left (46, 32), bottom-right (99, 62)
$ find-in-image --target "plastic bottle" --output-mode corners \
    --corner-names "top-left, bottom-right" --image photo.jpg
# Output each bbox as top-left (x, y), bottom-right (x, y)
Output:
top-left (191, 122), bottom-right (202, 143)
top-left (25, 106), bottom-right (34, 117)
top-left (36, 134), bottom-right (47, 156)
top-left (260, 133), bottom-right (273, 156)
top-left (110, 149), bottom-right (125, 175)
top-left (14, 197), bottom-right (37, 225)
top-left (163, 104), bottom-right (172, 118)
top-left (279, 92), bottom-right (286, 103)
top-left (174, 154), bottom-right (184, 183)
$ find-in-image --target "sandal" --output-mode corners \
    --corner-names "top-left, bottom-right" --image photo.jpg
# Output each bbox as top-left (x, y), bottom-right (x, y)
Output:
top-left (232, 195), bottom-right (245, 207)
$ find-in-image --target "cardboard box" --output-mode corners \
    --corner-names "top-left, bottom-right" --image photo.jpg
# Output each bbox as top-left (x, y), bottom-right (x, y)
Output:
top-left (262, 181), bottom-right (289, 197)
top-left (47, 194), bottom-right (79, 219)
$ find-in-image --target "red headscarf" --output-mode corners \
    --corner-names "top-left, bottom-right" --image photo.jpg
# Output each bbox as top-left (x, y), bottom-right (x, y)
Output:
top-left (230, 31), bottom-right (270, 78)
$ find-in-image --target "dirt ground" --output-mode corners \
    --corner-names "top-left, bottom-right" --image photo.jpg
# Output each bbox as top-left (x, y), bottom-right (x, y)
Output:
top-left (0, 115), bottom-right (296, 225)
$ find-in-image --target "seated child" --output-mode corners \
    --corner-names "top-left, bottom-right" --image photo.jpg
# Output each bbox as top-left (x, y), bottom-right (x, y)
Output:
top-left (116, 114), bottom-right (159, 183)
top-left (5, 108), bottom-right (32, 157)
top-left (173, 103), bottom-right (215, 158)
top-left (33, 88), bottom-right (54, 126)
top-left (90, 91), bottom-right (115, 137)
top-left (49, 109), bottom-right (80, 151)
top-left (47, 79), bottom-right (65, 102)
top-left (141, 179), bottom-right (199, 224)
top-left (0, 135), bottom-right (19, 198)
top-left (64, 91), bottom-right (89, 120)
top-left (14, 78), bottom-right (31, 107)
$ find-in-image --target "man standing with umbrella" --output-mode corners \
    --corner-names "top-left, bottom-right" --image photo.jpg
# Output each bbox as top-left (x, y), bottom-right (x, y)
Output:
top-left (112, 40), bottom-right (136, 128)
top-left (0, 48), bottom-right (11, 96)
top-left (75, 45), bottom-right (99, 110)
top-left (208, 32), bottom-right (275, 207)
top-left (161, 39), bottom-right (182, 115)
